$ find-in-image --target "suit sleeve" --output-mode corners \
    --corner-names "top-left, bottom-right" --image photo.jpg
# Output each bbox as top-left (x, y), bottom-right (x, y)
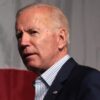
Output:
top-left (78, 70), bottom-right (100, 100)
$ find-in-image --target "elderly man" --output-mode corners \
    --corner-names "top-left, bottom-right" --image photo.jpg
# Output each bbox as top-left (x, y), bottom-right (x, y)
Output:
top-left (15, 3), bottom-right (100, 100)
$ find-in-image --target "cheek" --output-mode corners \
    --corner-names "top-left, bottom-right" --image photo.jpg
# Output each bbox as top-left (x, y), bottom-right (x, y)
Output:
top-left (31, 32), bottom-right (59, 57)
top-left (39, 37), bottom-right (58, 55)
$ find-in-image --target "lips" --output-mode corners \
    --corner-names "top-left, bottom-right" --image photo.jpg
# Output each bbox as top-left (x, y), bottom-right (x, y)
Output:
top-left (22, 53), bottom-right (34, 59)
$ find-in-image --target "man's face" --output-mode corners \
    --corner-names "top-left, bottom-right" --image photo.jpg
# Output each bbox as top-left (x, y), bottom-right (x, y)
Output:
top-left (15, 9), bottom-right (60, 71)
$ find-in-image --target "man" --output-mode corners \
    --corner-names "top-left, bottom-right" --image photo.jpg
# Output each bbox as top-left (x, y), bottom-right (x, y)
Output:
top-left (15, 3), bottom-right (100, 100)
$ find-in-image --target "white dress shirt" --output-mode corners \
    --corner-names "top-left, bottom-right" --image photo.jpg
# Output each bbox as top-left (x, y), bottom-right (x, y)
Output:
top-left (34, 55), bottom-right (70, 100)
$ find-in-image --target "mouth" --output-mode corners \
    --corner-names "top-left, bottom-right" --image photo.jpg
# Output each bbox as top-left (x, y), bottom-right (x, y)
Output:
top-left (22, 53), bottom-right (34, 59)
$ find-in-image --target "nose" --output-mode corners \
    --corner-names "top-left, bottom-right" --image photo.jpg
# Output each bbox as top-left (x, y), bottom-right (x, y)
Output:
top-left (19, 32), bottom-right (30, 48)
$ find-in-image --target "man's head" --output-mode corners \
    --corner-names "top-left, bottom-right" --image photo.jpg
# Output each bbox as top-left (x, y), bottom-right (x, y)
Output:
top-left (15, 3), bottom-right (70, 73)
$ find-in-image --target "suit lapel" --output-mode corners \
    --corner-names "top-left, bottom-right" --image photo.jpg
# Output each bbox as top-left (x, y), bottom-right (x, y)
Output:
top-left (44, 58), bottom-right (78, 100)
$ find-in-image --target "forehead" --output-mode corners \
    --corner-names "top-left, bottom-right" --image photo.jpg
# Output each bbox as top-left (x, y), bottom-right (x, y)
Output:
top-left (17, 6), bottom-right (53, 21)
top-left (16, 7), bottom-right (54, 30)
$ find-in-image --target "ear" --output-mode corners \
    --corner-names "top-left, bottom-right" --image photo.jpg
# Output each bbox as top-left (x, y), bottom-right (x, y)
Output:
top-left (57, 28), bottom-right (67, 50)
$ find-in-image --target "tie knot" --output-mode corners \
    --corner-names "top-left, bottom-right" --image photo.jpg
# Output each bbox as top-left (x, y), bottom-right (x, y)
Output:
top-left (34, 76), bottom-right (49, 100)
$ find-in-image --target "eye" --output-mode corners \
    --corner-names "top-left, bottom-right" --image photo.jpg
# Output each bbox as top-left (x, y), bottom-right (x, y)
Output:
top-left (27, 29), bottom-right (39, 35)
top-left (16, 31), bottom-right (23, 40)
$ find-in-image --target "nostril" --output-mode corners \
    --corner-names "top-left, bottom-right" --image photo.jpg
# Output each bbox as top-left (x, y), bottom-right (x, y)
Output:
top-left (18, 40), bottom-right (29, 50)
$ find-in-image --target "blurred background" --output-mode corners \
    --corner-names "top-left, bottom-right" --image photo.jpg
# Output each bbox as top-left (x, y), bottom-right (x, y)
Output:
top-left (0, 0), bottom-right (100, 70)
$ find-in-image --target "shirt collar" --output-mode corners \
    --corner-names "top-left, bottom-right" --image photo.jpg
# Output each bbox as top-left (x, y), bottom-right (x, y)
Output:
top-left (41, 55), bottom-right (70, 86)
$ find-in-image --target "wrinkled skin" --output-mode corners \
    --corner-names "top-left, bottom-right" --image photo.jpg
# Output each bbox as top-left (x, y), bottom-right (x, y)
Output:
top-left (15, 7), bottom-right (67, 73)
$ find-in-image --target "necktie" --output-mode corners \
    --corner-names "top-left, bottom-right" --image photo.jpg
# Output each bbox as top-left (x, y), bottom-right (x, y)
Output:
top-left (34, 77), bottom-right (49, 100)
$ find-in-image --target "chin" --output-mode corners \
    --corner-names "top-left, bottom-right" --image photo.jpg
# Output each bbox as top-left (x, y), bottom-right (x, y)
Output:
top-left (24, 62), bottom-right (42, 72)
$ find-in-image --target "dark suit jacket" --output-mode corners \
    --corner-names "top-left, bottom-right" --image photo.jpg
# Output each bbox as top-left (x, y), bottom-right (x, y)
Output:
top-left (44, 58), bottom-right (100, 100)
